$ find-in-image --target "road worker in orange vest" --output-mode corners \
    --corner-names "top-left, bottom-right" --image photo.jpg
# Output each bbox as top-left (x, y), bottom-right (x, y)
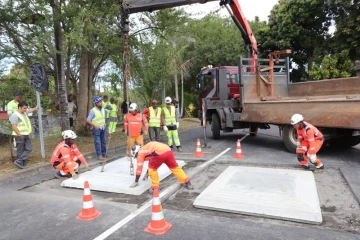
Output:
top-left (124, 103), bottom-right (149, 156)
top-left (51, 130), bottom-right (91, 179)
top-left (129, 142), bottom-right (194, 190)
top-left (291, 113), bottom-right (325, 172)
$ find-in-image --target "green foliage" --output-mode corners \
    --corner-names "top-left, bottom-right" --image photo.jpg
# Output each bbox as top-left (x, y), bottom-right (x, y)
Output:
top-left (309, 50), bottom-right (354, 80)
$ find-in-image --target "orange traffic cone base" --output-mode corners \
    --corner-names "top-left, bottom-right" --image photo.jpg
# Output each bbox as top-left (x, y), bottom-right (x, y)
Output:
top-left (194, 152), bottom-right (204, 157)
top-left (233, 153), bottom-right (244, 158)
top-left (145, 221), bottom-right (172, 235)
top-left (76, 209), bottom-right (101, 221)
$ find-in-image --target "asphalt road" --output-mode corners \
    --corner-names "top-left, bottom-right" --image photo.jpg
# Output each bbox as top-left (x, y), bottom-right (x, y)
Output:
top-left (1, 125), bottom-right (360, 240)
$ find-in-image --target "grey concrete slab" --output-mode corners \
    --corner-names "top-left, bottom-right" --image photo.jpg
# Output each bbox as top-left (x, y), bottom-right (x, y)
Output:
top-left (193, 166), bottom-right (322, 224)
top-left (61, 157), bottom-right (186, 195)
top-left (340, 167), bottom-right (360, 204)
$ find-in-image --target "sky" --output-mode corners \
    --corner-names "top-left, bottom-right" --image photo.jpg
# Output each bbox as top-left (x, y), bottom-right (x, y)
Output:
top-left (185, 0), bottom-right (278, 22)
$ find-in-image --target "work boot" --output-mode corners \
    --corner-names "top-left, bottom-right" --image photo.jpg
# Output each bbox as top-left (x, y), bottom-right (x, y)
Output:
top-left (301, 165), bottom-right (310, 170)
top-left (177, 146), bottom-right (183, 152)
top-left (55, 171), bottom-right (69, 179)
top-left (14, 161), bottom-right (24, 169)
top-left (98, 156), bottom-right (105, 161)
top-left (185, 180), bottom-right (194, 190)
top-left (315, 164), bottom-right (324, 173)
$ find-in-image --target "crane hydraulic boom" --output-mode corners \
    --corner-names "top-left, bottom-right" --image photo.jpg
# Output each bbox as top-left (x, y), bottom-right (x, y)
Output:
top-left (120, 0), bottom-right (258, 58)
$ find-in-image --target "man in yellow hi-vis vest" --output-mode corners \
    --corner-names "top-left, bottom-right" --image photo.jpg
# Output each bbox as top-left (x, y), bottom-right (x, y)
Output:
top-left (143, 99), bottom-right (162, 141)
top-left (86, 96), bottom-right (107, 161)
top-left (108, 97), bottom-right (118, 134)
top-left (162, 96), bottom-right (182, 152)
top-left (10, 102), bottom-right (34, 169)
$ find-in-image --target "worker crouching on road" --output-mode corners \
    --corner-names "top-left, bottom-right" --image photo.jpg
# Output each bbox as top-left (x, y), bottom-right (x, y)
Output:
top-left (291, 113), bottom-right (325, 172)
top-left (51, 130), bottom-right (91, 179)
top-left (125, 103), bottom-right (148, 156)
top-left (129, 142), bottom-right (193, 190)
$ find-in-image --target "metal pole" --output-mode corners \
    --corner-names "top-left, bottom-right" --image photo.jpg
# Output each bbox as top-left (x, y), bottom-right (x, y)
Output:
top-left (202, 98), bottom-right (208, 148)
top-left (36, 91), bottom-right (45, 158)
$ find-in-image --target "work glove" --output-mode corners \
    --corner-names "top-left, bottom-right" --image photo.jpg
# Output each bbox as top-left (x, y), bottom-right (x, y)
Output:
top-left (163, 126), bottom-right (168, 132)
top-left (130, 182), bottom-right (138, 188)
top-left (144, 131), bottom-right (148, 135)
top-left (176, 122), bottom-right (179, 129)
top-left (72, 172), bottom-right (79, 179)
top-left (125, 130), bottom-right (128, 135)
top-left (296, 142), bottom-right (301, 148)
top-left (85, 164), bottom-right (91, 171)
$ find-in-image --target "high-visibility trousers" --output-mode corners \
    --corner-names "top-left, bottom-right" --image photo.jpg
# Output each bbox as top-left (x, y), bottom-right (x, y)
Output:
top-left (53, 160), bottom-right (80, 175)
top-left (147, 151), bottom-right (189, 188)
top-left (166, 129), bottom-right (180, 147)
top-left (296, 139), bottom-right (323, 167)
top-left (109, 117), bottom-right (117, 133)
top-left (126, 135), bottom-right (144, 156)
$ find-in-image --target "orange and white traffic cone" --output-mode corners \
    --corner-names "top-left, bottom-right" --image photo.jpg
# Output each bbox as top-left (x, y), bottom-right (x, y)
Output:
top-left (144, 187), bottom-right (172, 235)
top-left (233, 139), bottom-right (245, 159)
top-left (194, 138), bottom-right (204, 157)
top-left (76, 181), bottom-right (101, 221)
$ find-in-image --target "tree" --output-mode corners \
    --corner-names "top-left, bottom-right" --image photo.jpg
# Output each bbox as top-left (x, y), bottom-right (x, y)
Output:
top-left (50, 0), bottom-right (69, 131)
top-left (309, 50), bottom-right (354, 80)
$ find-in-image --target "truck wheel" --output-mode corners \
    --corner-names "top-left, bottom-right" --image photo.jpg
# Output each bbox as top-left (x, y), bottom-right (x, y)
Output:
top-left (250, 125), bottom-right (258, 137)
top-left (211, 113), bottom-right (221, 139)
top-left (282, 125), bottom-right (297, 153)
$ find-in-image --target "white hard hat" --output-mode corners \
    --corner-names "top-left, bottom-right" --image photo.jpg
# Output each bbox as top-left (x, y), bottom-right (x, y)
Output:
top-left (165, 96), bottom-right (172, 104)
top-left (130, 143), bottom-right (141, 158)
top-left (62, 130), bottom-right (77, 140)
top-left (291, 114), bottom-right (304, 125)
top-left (129, 103), bottom-right (138, 112)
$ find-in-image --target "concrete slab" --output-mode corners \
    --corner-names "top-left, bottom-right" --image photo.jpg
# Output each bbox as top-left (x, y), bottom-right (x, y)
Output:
top-left (193, 166), bottom-right (322, 224)
top-left (61, 157), bottom-right (185, 195)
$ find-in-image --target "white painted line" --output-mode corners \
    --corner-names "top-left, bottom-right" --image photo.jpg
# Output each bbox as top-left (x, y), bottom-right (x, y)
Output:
top-left (240, 134), bottom-right (249, 142)
top-left (93, 147), bottom-right (231, 240)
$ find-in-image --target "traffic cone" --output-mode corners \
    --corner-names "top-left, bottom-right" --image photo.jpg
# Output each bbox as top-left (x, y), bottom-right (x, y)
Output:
top-left (233, 139), bottom-right (245, 159)
top-left (194, 138), bottom-right (204, 157)
top-left (144, 187), bottom-right (172, 235)
top-left (76, 181), bottom-right (101, 220)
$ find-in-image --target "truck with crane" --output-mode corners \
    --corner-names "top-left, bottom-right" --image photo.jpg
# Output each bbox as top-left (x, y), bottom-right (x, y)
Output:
top-left (120, 0), bottom-right (360, 152)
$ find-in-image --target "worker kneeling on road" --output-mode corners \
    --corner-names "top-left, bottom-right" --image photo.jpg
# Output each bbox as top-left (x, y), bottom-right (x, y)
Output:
top-left (129, 142), bottom-right (193, 190)
top-left (51, 130), bottom-right (91, 179)
top-left (291, 114), bottom-right (325, 172)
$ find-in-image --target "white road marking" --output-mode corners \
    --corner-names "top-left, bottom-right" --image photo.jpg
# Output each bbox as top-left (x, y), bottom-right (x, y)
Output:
top-left (93, 147), bottom-right (232, 240)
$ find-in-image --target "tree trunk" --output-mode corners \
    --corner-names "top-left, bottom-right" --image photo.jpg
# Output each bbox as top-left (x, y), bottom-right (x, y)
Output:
top-left (181, 69), bottom-right (184, 117)
top-left (76, 52), bottom-right (90, 131)
top-left (88, 54), bottom-right (94, 114)
top-left (174, 73), bottom-right (179, 102)
top-left (65, 42), bottom-right (71, 93)
top-left (162, 81), bottom-right (166, 105)
top-left (51, 0), bottom-right (69, 131)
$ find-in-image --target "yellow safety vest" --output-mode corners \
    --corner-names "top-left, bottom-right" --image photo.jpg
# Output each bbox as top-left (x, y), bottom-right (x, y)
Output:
top-left (12, 112), bottom-right (32, 136)
top-left (7, 100), bottom-right (18, 119)
top-left (109, 103), bottom-right (117, 118)
top-left (103, 101), bottom-right (111, 118)
top-left (91, 107), bottom-right (106, 127)
top-left (163, 106), bottom-right (176, 126)
top-left (148, 107), bottom-right (161, 127)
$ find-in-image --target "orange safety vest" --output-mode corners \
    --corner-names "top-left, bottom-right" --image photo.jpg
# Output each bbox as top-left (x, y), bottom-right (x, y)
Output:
top-left (124, 112), bottom-right (148, 137)
top-left (50, 141), bottom-right (87, 165)
top-left (136, 142), bottom-right (171, 175)
top-left (297, 122), bottom-right (323, 154)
